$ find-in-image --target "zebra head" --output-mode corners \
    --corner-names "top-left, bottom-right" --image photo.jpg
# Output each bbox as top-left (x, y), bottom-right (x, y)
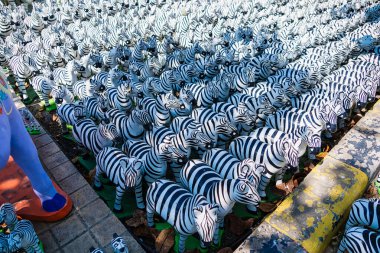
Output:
top-left (353, 84), bottom-right (368, 109)
top-left (99, 120), bottom-right (122, 143)
top-left (179, 88), bottom-right (196, 106)
top-left (111, 233), bottom-right (128, 253)
top-left (298, 126), bottom-right (322, 159)
top-left (362, 77), bottom-right (377, 103)
top-left (238, 159), bottom-right (266, 187)
top-left (132, 109), bottom-right (153, 131)
top-left (121, 158), bottom-right (143, 188)
top-left (0, 203), bottom-right (16, 228)
top-left (157, 142), bottom-right (175, 163)
top-left (235, 102), bottom-right (257, 127)
top-left (328, 93), bottom-right (348, 119)
top-left (193, 203), bottom-right (219, 247)
top-left (186, 129), bottom-right (213, 149)
top-left (232, 179), bottom-right (261, 206)
top-left (282, 78), bottom-right (300, 97)
top-left (205, 83), bottom-right (220, 104)
top-left (279, 137), bottom-right (301, 168)
top-left (74, 101), bottom-right (87, 119)
top-left (318, 103), bottom-right (338, 133)
top-left (215, 114), bottom-right (238, 138)
top-left (255, 95), bottom-right (276, 114)
top-left (159, 93), bottom-right (182, 110)
top-left (89, 247), bottom-right (105, 253)
top-left (271, 88), bottom-right (291, 108)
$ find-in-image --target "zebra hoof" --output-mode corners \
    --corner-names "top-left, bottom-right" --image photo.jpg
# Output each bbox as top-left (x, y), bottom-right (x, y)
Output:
top-left (93, 184), bottom-right (103, 191)
top-left (113, 207), bottom-right (123, 213)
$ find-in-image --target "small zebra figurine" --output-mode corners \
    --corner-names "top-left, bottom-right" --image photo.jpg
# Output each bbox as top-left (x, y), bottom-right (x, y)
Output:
top-left (146, 179), bottom-right (219, 253)
top-left (7, 220), bottom-right (42, 253)
top-left (111, 233), bottom-right (129, 253)
top-left (344, 198), bottom-right (380, 233)
top-left (180, 160), bottom-right (260, 244)
top-left (338, 226), bottom-right (380, 253)
top-left (0, 203), bottom-right (18, 231)
top-left (95, 147), bottom-right (144, 211)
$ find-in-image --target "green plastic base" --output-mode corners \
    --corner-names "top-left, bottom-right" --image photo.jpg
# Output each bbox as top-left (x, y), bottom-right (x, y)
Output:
top-left (62, 133), bottom-right (76, 142)
top-left (78, 155), bottom-right (96, 172)
top-left (375, 181), bottom-right (380, 195)
top-left (40, 99), bottom-right (57, 112)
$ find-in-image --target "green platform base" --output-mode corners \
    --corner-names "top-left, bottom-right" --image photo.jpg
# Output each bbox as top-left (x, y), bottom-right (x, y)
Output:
top-left (40, 99), bottom-right (57, 112)
top-left (78, 155), bottom-right (96, 172)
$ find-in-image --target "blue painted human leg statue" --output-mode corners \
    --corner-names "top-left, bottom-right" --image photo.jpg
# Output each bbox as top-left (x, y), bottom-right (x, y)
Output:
top-left (0, 84), bottom-right (66, 212)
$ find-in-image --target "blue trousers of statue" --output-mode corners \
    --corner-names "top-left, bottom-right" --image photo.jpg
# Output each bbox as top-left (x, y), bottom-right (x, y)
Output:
top-left (0, 96), bottom-right (65, 212)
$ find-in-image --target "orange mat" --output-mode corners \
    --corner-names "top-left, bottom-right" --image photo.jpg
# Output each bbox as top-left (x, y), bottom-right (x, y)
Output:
top-left (0, 157), bottom-right (72, 222)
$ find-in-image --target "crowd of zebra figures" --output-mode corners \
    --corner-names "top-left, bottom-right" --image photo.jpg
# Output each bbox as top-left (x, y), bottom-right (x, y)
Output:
top-left (1, 0), bottom-right (380, 252)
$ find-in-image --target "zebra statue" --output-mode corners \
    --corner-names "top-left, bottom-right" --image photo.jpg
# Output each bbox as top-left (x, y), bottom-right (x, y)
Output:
top-left (72, 118), bottom-right (121, 156)
top-left (344, 198), bottom-right (380, 233)
top-left (111, 233), bottom-right (129, 253)
top-left (0, 203), bottom-right (18, 231)
top-left (95, 147), bottom-right (144, 211)
top-left (229, 136), bottom-right (301, 198)
top-left (338, 226), bottom-right (380, 253)
top-left (180, 160), bottom-right (260, 244)
top-left (146, 179), bottom-right (219, 253)
top-left (6, 220), bottom-right (42, 253)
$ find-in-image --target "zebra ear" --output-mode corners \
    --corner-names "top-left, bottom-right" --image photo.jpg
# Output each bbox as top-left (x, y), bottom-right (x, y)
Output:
top-left (119, 159), bottom-right (128, 169)
top-left (193, 206), bottom-right (203, 214)
top-left (133, 160), bottom-right (143, 171)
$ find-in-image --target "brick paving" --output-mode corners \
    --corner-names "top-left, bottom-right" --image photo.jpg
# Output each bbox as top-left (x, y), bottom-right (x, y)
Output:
top-left (11, 93), bottom-right (144, 253)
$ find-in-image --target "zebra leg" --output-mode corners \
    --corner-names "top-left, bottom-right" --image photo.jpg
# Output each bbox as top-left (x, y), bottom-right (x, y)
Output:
top-left (32, 240), bottom-right (43, 253)
top-left (146, 204), bottom-right (155, 228)
top-left (113, 185), bottom-right (125, 212)
top-left (93, 165), bottom-right (103, 190)
top-left (178, 234), bottom-right (188, 253)
top-left (246, 203), bottom-right (258, 214)
top-left (337, 236), bottom-right (346, 253)
top-left (134, 179), bottom-right (145, 209)
top-left (213, 218), bottom-right (224, 246)
top-left (16, 79), bottom-right (28, 100)
top-left (274, 168), bottom-right (286, 185)
top-left (258, 173), bottom-right (272, 198)
top-left (41, 92), bottom-right (51, 107)
top-left (170, 163), bottom-right (182, 183)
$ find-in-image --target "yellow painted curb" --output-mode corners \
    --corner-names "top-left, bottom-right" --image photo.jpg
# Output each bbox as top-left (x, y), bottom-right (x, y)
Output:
top-left (265, 156), bottom-right (368, 253)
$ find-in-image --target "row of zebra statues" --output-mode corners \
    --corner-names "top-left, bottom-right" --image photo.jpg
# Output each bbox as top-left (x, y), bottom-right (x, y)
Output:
top-left (0, 203), bottom-right (129, 253)
top-left (1, 0), bottom-right (380, 252)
